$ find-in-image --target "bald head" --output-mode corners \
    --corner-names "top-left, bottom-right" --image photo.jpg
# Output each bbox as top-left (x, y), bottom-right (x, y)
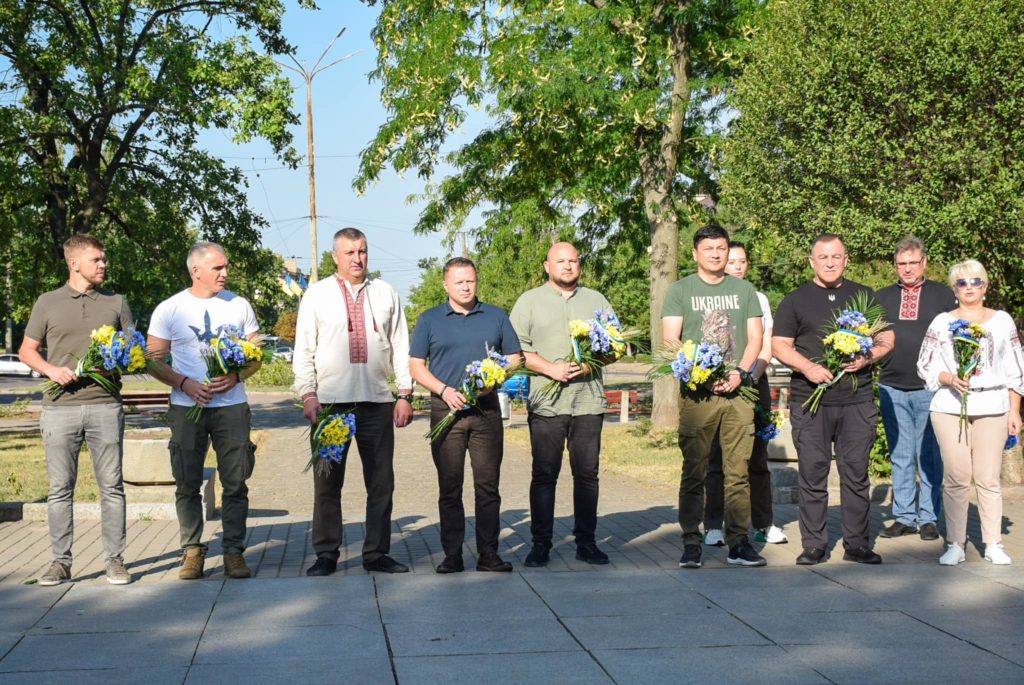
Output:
top-left (544, 242), bottom-right (581, 291)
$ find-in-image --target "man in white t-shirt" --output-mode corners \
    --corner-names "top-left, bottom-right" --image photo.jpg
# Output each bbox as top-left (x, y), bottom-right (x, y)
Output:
top-left (147, 242), bottom-right (261, 580)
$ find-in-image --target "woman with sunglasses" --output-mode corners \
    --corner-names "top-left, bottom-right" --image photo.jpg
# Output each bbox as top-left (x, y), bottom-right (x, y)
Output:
top-left (917, 260), bottom-right (1024, 566)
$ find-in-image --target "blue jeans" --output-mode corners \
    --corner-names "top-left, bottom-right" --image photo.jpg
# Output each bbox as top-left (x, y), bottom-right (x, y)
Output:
top-left (878, 385), bottom-right (943, 526)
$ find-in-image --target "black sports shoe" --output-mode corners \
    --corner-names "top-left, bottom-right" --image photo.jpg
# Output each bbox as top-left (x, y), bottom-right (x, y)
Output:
top-left (727, 537), bottom-right (767, 567)
top-left (879, 521), bottom-right (918, 538)
top-left (476, 552), bottom-right (513, 572)
top-left (575, 545), bottom-right (610, 565)
top-left (436, 555), bottom-right (464, 574)
top-left (679, 544), bottom-right (703, 569)
top-left (796, 547), bottom-right (828, 565)
top-left (524, 543), bottom-right (551, 568)
top-left (306, 556), bottom-right (337, 577)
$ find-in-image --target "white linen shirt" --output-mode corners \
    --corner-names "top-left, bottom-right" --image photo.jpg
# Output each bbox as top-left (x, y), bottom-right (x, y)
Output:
top-left (917, 310), bottom-right (1024, 416)
top-left (292, 275), bottom-right (412, 403)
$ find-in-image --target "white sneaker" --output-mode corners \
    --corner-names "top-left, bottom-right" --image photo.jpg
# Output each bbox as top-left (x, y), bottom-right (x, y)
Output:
top-left (755, 525), bottom-right (789, 544)
top-left (984, 543), bottom-right (1012, 565)
top-left (939, 543), bottom-right (966, 566)
top-left (704, 528), bottom-right (725, 547)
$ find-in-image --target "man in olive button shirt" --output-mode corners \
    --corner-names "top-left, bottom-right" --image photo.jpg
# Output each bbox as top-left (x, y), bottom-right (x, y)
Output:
top-left (510, 242), bottom-right (619, 567)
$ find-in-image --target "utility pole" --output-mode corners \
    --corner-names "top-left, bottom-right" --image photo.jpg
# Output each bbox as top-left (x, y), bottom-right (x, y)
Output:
top-left (458, 231), bottom-right (469, 258)
top-left (277, 28), bottom-right (358, 282)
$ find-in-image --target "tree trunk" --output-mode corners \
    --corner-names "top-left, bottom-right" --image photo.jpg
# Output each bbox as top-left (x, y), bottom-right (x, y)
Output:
top-left (648, 208), bottom-right (679, 431)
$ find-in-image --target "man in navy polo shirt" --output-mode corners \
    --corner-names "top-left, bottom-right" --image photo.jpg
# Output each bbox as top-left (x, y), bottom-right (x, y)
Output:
top-left (410, 257), bottom-right (522, 573)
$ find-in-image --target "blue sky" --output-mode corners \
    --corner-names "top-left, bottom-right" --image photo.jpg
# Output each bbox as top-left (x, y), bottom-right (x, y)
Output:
top-left (201, 1), bottom-right (474, 298)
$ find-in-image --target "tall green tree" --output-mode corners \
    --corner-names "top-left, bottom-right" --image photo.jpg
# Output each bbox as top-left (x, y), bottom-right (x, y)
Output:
top-left (722, 0), bottom-right (1024, 317)
top-left (0, 0), bottom-right (315, 323)
top-left (358, 0), bottom-right (760, 430)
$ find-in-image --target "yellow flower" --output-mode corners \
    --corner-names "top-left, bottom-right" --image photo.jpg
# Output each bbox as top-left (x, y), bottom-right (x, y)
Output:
top-left (239, 340), bottom-right (263, 362)
top-left (91, 325), bottom-right (116, 346)
top-left (320, 419), bottom-right (351, 445)
top-left (967, 323), bottom-right (986, 339)
top-left (479, 359), bottom-right (507, 389)
top-left (854, 324), bottom-right (871, 336)
top-left (569, 320), bottom-right (591, 338)
top-left (691, 367), bottom-right (711, 385)
top-left (127, 346), bottom-right (147, 373)
top-left (824, 331), bottom-right (861, 356)
top-left (680, 340), bottom-right (696, 360)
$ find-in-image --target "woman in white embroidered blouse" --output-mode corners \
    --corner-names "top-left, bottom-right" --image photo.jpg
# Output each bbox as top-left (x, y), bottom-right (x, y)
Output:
top-left (917, 259), bottom-right (1024, 566)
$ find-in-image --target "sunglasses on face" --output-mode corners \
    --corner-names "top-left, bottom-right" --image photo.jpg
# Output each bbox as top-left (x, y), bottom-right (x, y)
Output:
top-left (954, 278), bottom-right (985, 289)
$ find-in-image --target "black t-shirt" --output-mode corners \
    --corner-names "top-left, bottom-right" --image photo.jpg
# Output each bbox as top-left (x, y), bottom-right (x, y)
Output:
top-left (773, 279), bottom-right (877, 406)
top-left (876, 280), bottom-right (958, 390)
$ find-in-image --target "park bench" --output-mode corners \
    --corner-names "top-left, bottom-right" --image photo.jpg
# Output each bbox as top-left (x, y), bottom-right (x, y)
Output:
top-left (605, 389), bottom-right (638, 423)
top-left (121, 391), bottom-right (170, 413)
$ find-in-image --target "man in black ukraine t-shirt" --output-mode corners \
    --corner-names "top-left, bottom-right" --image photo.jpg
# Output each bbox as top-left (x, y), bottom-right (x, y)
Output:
top-left (773, 234), bottom-right (894, 566)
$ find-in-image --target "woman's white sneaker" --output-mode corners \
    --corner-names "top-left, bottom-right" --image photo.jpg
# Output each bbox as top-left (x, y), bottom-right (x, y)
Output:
top-left (938, 543), bottom-right (965, 566)
top-left (984, 543), bottom-right (1012, 565)
top-left (755, 525), bottom-right (789, 544)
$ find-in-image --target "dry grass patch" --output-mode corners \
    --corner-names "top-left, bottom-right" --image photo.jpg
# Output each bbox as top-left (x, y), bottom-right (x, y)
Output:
top-left (505, 419), bottom-right (680, 490)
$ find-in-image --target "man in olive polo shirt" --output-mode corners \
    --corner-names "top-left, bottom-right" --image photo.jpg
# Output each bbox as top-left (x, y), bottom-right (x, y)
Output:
top-left (410, 257), bottom-right (522, 573)
top-left (510, 242), bottom-right (618, 567)
top-left (21, 234), bottom-right (134, 586)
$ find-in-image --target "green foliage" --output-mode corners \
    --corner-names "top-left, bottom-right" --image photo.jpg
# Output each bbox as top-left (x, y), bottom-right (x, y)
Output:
top-left (0, 1), bottom-right (315, 324)
top-left (273, 311), bottom-right (298, 344)
top-left (248, 358), bottom-right (294, 388)
top-left (722, 0), bottom-right (1024, 318)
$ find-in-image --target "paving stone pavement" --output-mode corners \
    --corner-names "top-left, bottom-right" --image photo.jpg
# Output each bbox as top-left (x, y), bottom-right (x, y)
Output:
top-left (1, 393), bottom-right (1023, 683)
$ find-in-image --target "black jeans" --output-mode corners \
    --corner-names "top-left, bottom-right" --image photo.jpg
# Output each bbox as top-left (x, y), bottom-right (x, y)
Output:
top-left (430, 394), bottom-right (503, 556)
top-left (311, 402), bottom-right (395, 563)
top-left (527, 413), bottom-right (603, 547)
top-left (790, 401), bottom-right (877, 550)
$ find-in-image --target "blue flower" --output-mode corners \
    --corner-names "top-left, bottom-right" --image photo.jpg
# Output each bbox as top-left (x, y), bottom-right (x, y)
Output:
top-left (671, 354), bottom-right (694, 382)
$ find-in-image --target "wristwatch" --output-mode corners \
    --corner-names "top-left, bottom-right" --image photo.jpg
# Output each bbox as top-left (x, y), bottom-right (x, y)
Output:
top-left (396, 393), bottom-right (414, 403)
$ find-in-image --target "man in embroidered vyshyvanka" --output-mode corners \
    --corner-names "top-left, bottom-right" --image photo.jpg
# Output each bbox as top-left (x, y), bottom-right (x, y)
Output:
top-left (293, 227), bottom-right (414, 576)
top-left (147, 242), bottom-right (262, 580)
top-left (875, 237), bottom-right (957, 542)
top-left (21, 234), bottom-right (134, 586)
top-left (773, 234), bottom-right (893, 566)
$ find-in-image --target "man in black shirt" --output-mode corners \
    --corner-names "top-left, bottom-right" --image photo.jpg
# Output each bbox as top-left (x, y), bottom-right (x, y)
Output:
top-left (773, 234), bottom-right (894, 565)
top-left (875, 237), bottom-right (957, 541)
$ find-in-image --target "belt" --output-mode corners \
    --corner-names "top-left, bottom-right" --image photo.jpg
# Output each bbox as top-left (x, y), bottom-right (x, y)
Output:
top-left (969, 385), bottom-right (1006, 393)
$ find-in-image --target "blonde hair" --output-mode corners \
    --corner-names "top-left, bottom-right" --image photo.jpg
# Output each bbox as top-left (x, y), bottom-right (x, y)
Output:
top-left (948, 259), bottom-right (988, 287)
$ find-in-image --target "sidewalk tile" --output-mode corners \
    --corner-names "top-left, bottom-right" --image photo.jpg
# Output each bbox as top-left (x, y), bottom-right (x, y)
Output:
top-left (394, 652), bottom-right (611, 684)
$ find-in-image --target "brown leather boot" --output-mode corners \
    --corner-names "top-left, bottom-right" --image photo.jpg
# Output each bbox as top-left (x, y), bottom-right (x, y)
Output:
top-left (223, 552), bottom-right (251, 579)
top-left (178, 546), bottom-right (205, 580)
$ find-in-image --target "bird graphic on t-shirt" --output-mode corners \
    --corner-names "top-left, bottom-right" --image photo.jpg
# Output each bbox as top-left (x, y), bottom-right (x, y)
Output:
top-left (189, 311), bottom-right (216, 344)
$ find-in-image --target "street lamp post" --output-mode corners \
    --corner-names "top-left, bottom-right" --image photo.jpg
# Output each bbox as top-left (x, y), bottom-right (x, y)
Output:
top-left (276, 27), bottom-right (358, 283)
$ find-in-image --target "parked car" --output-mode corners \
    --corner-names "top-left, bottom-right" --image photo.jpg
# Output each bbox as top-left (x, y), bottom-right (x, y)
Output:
top-left (272, 344), bottom-right (293, 363)
top-left (0, 353), bottom-right (41, 378)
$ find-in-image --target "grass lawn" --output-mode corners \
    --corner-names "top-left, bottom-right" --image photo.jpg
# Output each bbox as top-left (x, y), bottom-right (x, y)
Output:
top-left (0, 430), bottom-right (266, 503)
top-left (505, 420), bottom-right (680, 491)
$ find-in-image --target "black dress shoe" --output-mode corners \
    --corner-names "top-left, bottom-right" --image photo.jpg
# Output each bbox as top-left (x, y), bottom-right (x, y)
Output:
top-left (843, 545), bottom-right (882, 564)
top-left (476, 552), bottom-right (513, 572)
top-left (363, 555), bottom-right (410, 573)
top-left (796, 547), bottom-right (828, 565)
top-left (879, 521), bottom-right (918, 538)
top-left (919, 522), bottom-right (940, 541)
top-left (306, 556), bottom-right (337, 577)
top-left (575, 545), bottom-right (610, 565)
top-left (524, 543), bottom-right (551, 568)
top-left (436, 555), bottom-right (464, 574)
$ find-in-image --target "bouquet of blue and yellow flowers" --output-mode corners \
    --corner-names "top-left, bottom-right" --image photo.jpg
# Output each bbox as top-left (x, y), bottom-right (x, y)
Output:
top-left (949, 318), bottom-right (984, 439)
top-left (648, 339), bottom-right (758, 404)
top-left (754, 404), bottom-right (783, 442)
top-left (802, 292), bottom-right (888, 415)
top-left (427, 348), bottom-right (511, 443)
top-left (42, 325), bottom-right (147, 400)
top-left (537, 309), bottom-right (640, 400)
top-left (305, 410), bottom-right (357, 477)
top-left (187, 327), bottom-right (263, 421)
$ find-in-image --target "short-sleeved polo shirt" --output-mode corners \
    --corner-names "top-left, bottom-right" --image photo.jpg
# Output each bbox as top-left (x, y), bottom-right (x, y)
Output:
top-left (24, 284), bottom-right (134, 405)
top-left (509, 283), bottom-right (615, 417)
top-left (409, 301), bottom-right (521, 389)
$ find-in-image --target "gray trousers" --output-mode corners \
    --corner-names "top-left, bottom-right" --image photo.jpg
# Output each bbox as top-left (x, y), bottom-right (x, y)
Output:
top-left (40, 403), bottom-right (126, 564)
top-left (167, 403), bottom-right (255, 553)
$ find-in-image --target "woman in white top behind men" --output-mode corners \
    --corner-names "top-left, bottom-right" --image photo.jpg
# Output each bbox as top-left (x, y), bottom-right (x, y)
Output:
top-left (917, 259), bottom-right (1024, 566)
